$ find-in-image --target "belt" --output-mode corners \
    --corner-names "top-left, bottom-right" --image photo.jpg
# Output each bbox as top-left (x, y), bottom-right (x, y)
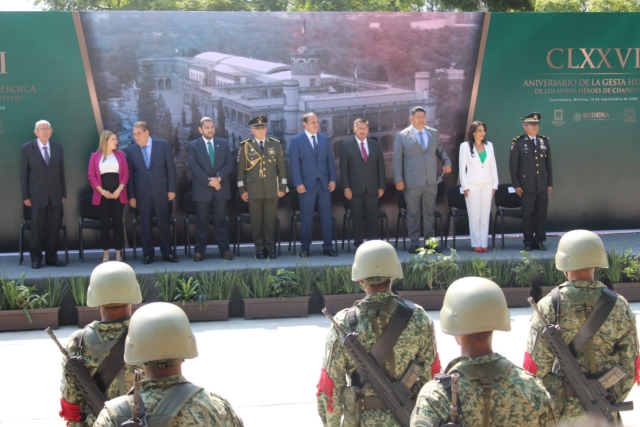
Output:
top-left (361, 396), bottom-right (387, 411)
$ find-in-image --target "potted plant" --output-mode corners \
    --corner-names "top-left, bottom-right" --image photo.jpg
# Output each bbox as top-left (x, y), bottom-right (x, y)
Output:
top-left (155, 269), bottom-right (181, 303)
top-left (0, 274), bottom-right (62, 332)
top-left (506, 251), bottom-right (544, 307)
top-left (607, 248), bottom-right (640, 302)
top-left (240, 268), bottom-right (311, 320)
top-left (397, 238), bottom-right (458, 310)
top-left (171, 269), bottom-right (237, 322)
top-left (316, 265), bottom-right (363, 314)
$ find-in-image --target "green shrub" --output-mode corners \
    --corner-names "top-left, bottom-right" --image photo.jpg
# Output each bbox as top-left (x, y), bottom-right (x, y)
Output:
top-left (42, 276), bottom-right (68, 308)
top-left (69, 275), bottom-right (89, 306)
top-left (512, 251), bottom-right (544, 288)
top-left (155, 270), bottom-right (181, 302)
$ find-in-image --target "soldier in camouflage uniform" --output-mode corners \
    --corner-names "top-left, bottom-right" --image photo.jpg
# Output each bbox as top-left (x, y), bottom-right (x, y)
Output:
top-left (317, 240), bottom-right (440, 427)
top-left (411, 277), bottom-right (556, 427)
top-left (59, 262), bottom-right (143, 427)
top-left (94, 302), bottom-right (244, 427)
top-left (525, 230), bottom-right (639, 425)
top-left (237, 115), bottom-right (287, 259)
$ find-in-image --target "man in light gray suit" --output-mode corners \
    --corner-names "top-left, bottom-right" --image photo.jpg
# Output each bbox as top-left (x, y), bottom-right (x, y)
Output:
top-left (393, 106), bottom-right (451, 253)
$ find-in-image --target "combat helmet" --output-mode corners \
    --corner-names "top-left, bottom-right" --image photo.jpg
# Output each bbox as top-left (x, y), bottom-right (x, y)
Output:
top-left (352, 240), bottom-right (403, 287)
top-left (441, 277), bottom-right (511, 335)
top-left (555, 229), bottom-right (609, 272)
top-left (124, 302), bottom-right (198, 364)
top-left (86, 261), bottom-right (142, 307)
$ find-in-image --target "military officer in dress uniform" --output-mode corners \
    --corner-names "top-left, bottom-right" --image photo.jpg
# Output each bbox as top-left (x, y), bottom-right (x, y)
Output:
top-left (509, 112), bottom-right (553, 251)
top-left (237, 116), bottom-right (287, 259)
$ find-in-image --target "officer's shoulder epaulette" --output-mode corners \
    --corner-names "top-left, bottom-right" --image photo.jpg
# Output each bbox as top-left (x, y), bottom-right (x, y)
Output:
top-left (538, 134), bottom-right (549, 140)
top-left (240, 139), bottom-right (251, 145)
top-left (268, 137), bottom-right (281, 143)
top-left (511, 135), bottom-right (524, 145)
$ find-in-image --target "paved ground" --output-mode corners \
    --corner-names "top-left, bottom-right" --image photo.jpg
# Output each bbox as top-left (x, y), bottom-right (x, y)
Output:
top-left (4, 230), bottom-right (640, 280)
top-left (1, 303), bottom-right (639, 427)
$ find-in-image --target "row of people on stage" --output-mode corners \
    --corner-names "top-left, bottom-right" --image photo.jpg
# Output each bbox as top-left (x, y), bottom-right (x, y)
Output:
top-left (19, 108), bottom-right (553, 268)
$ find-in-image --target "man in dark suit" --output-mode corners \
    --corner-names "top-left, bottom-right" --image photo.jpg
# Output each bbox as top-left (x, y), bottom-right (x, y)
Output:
top-left (20, 120), bottom-right (67, 269)
top-left (187, 117), bottom-right (234, 261)
top-left (289, 112), bottom-right (337, 257)
top-left (509, 112), bottom-right (553, 251)
top-left (125, 121), bottom-right (178, 264)
top-left (393, 106), bottom-right (451, 253)
top-left (340, 118), bottom-right (385, 248)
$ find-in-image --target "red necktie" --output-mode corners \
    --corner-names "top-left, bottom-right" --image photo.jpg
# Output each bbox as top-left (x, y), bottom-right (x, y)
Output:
top-left (360, 141), bottom-right (368, 163)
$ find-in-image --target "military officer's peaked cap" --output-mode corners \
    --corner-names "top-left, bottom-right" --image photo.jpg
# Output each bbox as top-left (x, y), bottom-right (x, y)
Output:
top-left (249, 115), bottom-right (268, 127)
top-left (521, 112), bottom-right (541, 124)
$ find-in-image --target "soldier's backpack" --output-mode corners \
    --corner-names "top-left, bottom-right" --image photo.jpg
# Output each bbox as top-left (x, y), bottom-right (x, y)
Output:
top-left (105, 382), bottom-right (203, 427)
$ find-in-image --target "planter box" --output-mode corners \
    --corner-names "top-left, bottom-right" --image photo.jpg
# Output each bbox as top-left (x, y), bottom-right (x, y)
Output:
top-left (322, 294), bottom-right (364, 315)
top-left (76, 303), bottom-right (148, 327)
top-left (243, 296), bottom-right (310, 320)
top-left (501, 287), bottom-right (531, 308)
top-left (540, 286), bottom-right (554, 298)
top-left (0, 307), bottom-right (60, 332)
top-left (171, 300), bottom-right (230, 322)
top-left (397, 290), bottom-right (447, 310)
top-left (613, 282), bottom-right (640, 303)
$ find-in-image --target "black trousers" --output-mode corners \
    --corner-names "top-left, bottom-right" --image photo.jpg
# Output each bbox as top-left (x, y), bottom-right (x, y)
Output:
top-left (350, 192), bottom-right (379, 246)
top-left (194, 198), bottom-right (230, 255)
top-left (521, 191), bottom-right (549, 246)
top-left (138, 200), bottom-right (172, 258)
top-left (99, 173), bottom-right (125, 250)
top-left (29, 200), bottom-right (62, 264)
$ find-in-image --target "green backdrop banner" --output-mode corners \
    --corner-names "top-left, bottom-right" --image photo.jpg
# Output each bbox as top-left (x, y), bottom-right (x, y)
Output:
top-left (473, 12), bottom-right (640, 232)
top-left (0, 11), bottom-right (638, 254)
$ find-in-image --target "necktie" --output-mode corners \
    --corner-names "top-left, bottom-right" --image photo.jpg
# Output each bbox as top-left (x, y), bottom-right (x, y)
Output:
top-left (43, 146), bottom-right (50, 166)
top-left (312, 135), bottom-right (318, 155)
top-left (259, 140), bottom-right (264, 152)
top-left (418, 132), bottom-right (427, 151)
top-left (142, 145), bottom-right (150, 169)
top-left (207, 141), bottom-right (215, 167)
top-left (360, 141), bottom-right (368, 163)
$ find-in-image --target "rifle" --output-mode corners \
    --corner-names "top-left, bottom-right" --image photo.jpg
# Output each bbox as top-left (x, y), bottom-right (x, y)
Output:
top-left (528, 297), bottom-right (633, 423)
top-left (441, 373), bottom-right (461, 427)
top-left (322, 308), bottom-right (419, 427)
top-left (121, 369), bottom-right (147, 426)
top-left (46, 327), bottom-right (107, 417)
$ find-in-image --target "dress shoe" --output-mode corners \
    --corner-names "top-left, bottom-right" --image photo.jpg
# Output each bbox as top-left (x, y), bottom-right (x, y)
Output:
top-left (163, 255), bottom-right (179, 263)
top-left (143, 256), bottom-right (154, 265)
top-left (31, 261), bottom-right (41, 269)
top-left (538, 243), bottom-right (548, 251)
top-left (408, 245), bottom-right (420, 254)
top-left (474, 247), bottom-right (483, 253)
top-left (300, 249), bottom-right (310, 258)
top-left (482, 247), bottom-right (489, 253)
top-left (256, 251), bottom-right (266, 260)
top-left (266, 250), bottom-right (277, 259)
top-left (45, 259), bottom-right (66, 267)
top-left (194, 253), bottom-right (205, 262)
top-left (524, 245), bottom-right (533, 252)
top-left (221, 251), bottom-right (234, 260)
top-left (323, 249), bottom-right (338, 257)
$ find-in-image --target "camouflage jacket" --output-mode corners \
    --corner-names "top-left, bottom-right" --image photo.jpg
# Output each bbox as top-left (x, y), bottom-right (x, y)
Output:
top-left (317, 291), bottom-right (439, 427)
top-left (93, 374), bottom-right (244, 427)
top-left (410, 353), bottom-right (556, 427)
top-left (525, 280), bottom-right (639, 424)
top-left (61, 319), bottom-right (142, 427)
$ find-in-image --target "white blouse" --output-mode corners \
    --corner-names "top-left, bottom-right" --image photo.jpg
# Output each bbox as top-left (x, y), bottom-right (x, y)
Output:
top-left (99, 154), bottom-right (120, 175)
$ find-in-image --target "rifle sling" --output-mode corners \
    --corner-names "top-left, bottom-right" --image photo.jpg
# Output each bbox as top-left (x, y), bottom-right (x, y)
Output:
top-left (351, 298), bottom-right (415, 388)
top-left (551, 287), bottom-right (617, 357)
top-left (93, 328), bottom-right (128, 395)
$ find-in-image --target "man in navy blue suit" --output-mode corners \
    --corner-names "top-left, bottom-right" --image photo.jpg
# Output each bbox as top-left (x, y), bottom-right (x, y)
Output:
top-left (126, 121), bottom-right (178, 264)
top-left (187, 117), bottom-right (234, 261)
top-left (289, 112), bottom-right (337, 257)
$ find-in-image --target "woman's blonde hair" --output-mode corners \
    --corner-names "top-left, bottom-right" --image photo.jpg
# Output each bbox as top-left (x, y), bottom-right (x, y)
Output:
top-left (97, 130), bottom-right (118, 161)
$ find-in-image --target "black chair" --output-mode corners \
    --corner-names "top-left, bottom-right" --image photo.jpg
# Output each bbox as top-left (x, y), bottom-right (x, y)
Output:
top-left (341, 197), bottom-right (389, 253)
top-left (183, 191), bottom-right (231, 257)
top-left (394, 190), bottom-right (442, 250)
top-left (78, 194), bottom-right (127, 262)
top-left (131, 201), bottom-right (178, 260)
top-left (234, 192), bottom-right (281, 255)
top-left (492, 183), bottom-right (522, 249)
top-left (19, 205), bottom-right (69, 265)
top-left (444, 185), bottom-right (492, 249)
top-left (288, 190), bottom-right (338, 254)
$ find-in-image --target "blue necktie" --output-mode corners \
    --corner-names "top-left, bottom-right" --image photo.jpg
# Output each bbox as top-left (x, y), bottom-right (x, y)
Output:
top-left (142, 145), bottom-right (150, 169)
top-left (418, 132), bottom-right (427, 151)
top-left (312, 135), bottom-right (318, 155)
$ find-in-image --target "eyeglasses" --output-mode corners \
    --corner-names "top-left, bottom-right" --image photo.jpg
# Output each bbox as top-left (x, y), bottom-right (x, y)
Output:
top-left (36, 128), bottom-right (52, 131)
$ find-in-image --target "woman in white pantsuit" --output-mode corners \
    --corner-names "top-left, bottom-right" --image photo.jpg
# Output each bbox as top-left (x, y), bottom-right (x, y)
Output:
top-left (459, 121), bottom-right (499, 252)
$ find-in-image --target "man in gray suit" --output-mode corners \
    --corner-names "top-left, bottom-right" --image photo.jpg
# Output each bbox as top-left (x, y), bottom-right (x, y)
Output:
top-left (340, 118), bottom-right (385, 248)
top-left (393, 106), bottom-right (451, 253)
